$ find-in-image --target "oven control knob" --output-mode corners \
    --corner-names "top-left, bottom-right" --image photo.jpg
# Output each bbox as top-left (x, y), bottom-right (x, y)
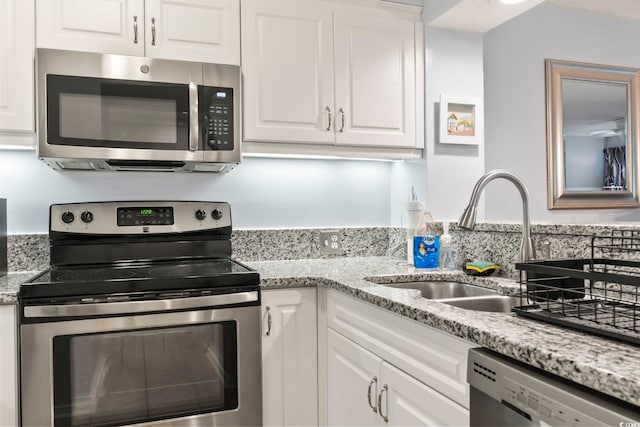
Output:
top-left (195, 209), bottom-right (207, 221)
top-left (61, 211), bottom-right (75, 224)
top-left (211, 209), bottom-right (223, 220)
top-left (81, 211), bottom-right (94, 223)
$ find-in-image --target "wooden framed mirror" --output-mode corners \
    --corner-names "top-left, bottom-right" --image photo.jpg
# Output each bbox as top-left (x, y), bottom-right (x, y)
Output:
top-left (546, 59), bottom-right (640, 209)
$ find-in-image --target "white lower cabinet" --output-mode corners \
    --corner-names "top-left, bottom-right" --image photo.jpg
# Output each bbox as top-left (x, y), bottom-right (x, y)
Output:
top-left (323, 289), bottom-right (473, 426)
top-left (0, 305), bottom-right (18, 427)
top-left (262, 288), bottom-right (318, 426)
top-left (381, 359), bottom-right (468, 426)
top-left (327, 328), bottom-right (380, 426)
top-left (327, 329), bottom-right (468, 426)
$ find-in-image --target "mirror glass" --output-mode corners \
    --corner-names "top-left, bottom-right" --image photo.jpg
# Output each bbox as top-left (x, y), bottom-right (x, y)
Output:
top-left (546, 59), bottom-right (640, 209)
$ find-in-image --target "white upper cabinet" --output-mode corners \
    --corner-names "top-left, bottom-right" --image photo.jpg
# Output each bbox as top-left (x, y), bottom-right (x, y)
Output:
top-left (241, 0), bottom-right (423, 158)
top-left (333, 11), bottom-right (416, 147)
top-left (0, 0), bottom-right (35, 133)
top-left (241, 0), bottom-right (334, 144)
top-left (36, 0), bottom-right (240, 64)
top-left (144, 0), bottom-right (239, 64)
top-left (36, 0), bottom-right (145, 56)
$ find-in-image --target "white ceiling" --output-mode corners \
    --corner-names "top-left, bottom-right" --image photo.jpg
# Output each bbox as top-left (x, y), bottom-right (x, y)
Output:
top-left (425, 0), bottom-right (640, 33)
top-left (548, 0), bottom-right (640, 21)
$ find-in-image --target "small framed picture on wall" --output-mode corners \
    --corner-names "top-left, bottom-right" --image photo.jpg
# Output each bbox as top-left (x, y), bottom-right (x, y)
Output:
top-left (439, 94), bottom-right (482, 145)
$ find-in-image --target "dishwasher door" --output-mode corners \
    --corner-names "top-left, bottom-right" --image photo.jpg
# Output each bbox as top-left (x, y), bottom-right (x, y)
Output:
top-left (467, 348), bottom-right (640, 427)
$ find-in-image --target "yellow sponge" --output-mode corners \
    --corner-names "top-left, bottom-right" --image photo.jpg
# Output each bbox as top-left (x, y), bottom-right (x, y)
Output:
top-left (464, 261), bottom-right (500, 276)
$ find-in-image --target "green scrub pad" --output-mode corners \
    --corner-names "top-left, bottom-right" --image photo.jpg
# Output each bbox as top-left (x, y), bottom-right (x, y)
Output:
top-left (464, 261), bottom-right (500, 276)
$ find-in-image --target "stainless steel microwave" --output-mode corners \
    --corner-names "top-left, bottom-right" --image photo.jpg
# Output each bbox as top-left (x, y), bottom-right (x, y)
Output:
top-left (37, 48), bottom-right (241, 173)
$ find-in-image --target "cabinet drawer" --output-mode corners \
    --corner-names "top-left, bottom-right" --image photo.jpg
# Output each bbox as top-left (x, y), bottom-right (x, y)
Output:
top-left (326, 289), bottom-right (474, 408)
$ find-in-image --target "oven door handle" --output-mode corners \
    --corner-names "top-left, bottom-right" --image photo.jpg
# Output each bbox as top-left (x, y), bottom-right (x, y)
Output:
top-left (24, 291), bottom-right (258, 318)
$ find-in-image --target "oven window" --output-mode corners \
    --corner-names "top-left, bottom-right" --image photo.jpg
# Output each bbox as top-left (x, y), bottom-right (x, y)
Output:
top-left (52, 322), bottom-right (238, 427)
top-left (46, 74), bottom-right (190, 150)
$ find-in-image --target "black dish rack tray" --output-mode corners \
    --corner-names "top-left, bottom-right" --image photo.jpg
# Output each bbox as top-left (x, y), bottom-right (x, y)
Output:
top-left (514, 231), bottom-right (640, 346)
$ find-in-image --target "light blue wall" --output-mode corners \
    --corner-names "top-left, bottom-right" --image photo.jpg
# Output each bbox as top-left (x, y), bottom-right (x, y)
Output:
top-left (0, 150), bottom-right (394, 234)
top-left (484, 3), bottom-right (640, 224)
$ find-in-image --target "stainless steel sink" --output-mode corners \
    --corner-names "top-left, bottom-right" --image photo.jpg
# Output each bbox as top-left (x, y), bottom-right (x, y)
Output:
top-left (436, 295), bottom-right (523, 313)
top-left (381, 281), bottom-right (496, 299)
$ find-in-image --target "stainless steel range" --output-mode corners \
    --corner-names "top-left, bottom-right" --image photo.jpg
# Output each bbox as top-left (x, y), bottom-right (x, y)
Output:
top-left (19, 201), bottom-right (261, 427)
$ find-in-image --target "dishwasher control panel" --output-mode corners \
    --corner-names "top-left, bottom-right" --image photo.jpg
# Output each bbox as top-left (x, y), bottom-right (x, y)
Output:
top-left (502, 376), bottom-right (600, 426)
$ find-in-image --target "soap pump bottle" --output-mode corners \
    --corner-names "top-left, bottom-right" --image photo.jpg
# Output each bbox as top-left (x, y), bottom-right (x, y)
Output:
top-left (402, 188), bottom-right (425, 265)
top-left (439, 223), bottom-right (456, 271)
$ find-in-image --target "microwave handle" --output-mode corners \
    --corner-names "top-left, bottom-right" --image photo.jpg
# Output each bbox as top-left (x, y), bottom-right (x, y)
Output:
top-left (189, 82), bottom-right (199, 151)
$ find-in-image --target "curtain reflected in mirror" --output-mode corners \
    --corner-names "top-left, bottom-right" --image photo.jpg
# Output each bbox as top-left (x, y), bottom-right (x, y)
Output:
top-left (546, 59), bottom-right (640, 209)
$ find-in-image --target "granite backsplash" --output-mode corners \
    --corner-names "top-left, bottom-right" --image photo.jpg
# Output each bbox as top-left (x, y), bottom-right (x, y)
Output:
top-left (9, 223), bottom-right (640, 277)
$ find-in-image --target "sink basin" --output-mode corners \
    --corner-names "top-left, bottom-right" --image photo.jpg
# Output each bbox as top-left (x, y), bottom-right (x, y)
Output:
top-left (381, 281), bottom-right (496, 299)
top-left (436, 295), bottom-right (523, 313)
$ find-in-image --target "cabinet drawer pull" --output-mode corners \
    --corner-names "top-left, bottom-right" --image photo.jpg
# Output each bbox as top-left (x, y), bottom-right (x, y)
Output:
top-left (151, 17), bottom-right (157, 45)
top-left (338, 108), bottom-right (345, 132)
top-left (325, 106), bottom-right (332, 131)
top-left (265, 306), bottom-right (272, 336)
top-left (378, 384), bottom-right (388, 423)
top-left (133, 16), bottom-right (138, 44)
top-left (367, 376), bottom-right (378, 413)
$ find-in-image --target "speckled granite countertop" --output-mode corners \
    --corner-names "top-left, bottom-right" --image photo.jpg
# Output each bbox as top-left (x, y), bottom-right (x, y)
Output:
top-left (3, 257), bottom-right (639, 409)
top-left (0, 272), bottom-right (39, 304)
top-left (247, 257), bottom-right (640, 409)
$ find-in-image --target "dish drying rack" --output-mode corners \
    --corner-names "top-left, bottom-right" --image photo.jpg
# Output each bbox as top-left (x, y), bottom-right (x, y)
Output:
top-left (514, 230), bottom-right (640, 346)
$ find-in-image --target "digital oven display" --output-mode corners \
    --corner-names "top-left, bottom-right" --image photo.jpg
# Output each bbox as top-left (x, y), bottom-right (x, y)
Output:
top-left (117, 207), bottom-right (174, 226)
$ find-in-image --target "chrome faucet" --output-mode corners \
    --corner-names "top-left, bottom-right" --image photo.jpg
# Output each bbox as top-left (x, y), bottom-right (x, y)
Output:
top-left (458, 169), bottom-right (536, 262)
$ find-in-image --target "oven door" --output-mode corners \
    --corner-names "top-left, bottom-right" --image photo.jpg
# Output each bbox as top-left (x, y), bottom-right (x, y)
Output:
top-left (20, 291), bottom-right (261, 427)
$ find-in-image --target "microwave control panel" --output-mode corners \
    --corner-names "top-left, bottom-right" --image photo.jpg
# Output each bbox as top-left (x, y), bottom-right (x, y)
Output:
top-left (201, 86), bottom-right (234, 151)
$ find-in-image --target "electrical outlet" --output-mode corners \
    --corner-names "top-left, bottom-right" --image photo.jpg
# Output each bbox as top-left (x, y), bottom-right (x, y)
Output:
top-left (319, 230), bottom-right (342, 255)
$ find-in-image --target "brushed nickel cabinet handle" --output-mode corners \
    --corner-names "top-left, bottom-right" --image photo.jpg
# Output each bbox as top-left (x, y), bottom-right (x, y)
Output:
top-left (367, 376), bottom-right (378, 413)
top-left (151, 17), bottom-right (156, 45)
top-left (378, 384), bottom-right (388, 423)
top-left (338, 107), bottom-right (345, 132)
top-left (265, 306), bottom-right (272, 336)
top-left (325, 106), bottom-right (332, 131)
top-left (133, 16), bottom-right (138, 44)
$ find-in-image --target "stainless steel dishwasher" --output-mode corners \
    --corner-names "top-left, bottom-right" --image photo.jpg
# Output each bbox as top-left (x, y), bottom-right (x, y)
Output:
top-left (467, 348), bottom-right (640, 426)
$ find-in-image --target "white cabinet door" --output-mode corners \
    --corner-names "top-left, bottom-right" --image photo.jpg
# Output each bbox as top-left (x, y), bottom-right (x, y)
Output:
top-left (0, 305), bottom-right (18, 427)
top-left (326, 329), bottom-right (382, 427)
top-left (241, 0), bottom-right (334, 144)
top-left (333, 11), bottom-right (416, 148)
top-left (262, 288), bottom-right (318, 426)
top-left (36, 0), bottom-right (144, 55)
top-left (144, 0), bottom-right (239, 64)
top-left (0, 0), bottom-right (34, 133)
top-left (382, 362), bottom-right (469, 427)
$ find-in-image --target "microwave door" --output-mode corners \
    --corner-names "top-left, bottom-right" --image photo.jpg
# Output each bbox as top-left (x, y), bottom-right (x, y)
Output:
top-left (44, 75), bottom-right (198, 158)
